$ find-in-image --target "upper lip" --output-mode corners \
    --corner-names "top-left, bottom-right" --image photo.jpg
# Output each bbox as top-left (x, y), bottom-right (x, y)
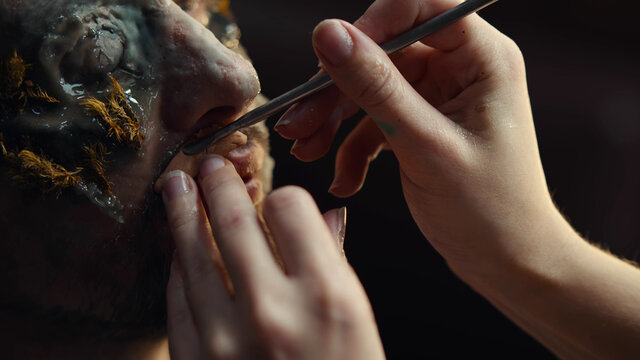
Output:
top-left (153, 127), bottom-right (256, 194)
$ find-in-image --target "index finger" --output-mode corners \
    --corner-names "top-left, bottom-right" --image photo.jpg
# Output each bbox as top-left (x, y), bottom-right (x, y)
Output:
top-left (198, 155), bottom-right (283, 299)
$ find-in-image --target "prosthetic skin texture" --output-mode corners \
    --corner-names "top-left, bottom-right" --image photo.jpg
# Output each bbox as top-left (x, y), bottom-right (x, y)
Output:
top-left (0, 1), bottom-right (274, 354)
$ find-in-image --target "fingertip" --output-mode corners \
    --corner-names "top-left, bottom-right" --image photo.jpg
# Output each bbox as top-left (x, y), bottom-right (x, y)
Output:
top-left (328, 178), bottom-right (360, 198)
top-left (289, 102), bottom-right (352, 162)
top-left (199, 154), bottom-right (228, 181)
top-left (266, 185), bottom-right (314, 207)
top-left (162, 170), bottom-right (194, 203)
top-left (289, 139), bottom-right (320, 162)
top-left (274, 104), bottom-right (299, 138)
top-left (262, 186), bottom-right (320, 229)
top-left (276, 86), bottom-right (342, 141)
top-left (313, 19), bottom-right (354, 67)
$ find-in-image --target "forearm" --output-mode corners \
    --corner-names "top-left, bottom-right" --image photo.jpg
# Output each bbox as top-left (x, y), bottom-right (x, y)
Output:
top-left (453, 211), bottom-right (640, 359)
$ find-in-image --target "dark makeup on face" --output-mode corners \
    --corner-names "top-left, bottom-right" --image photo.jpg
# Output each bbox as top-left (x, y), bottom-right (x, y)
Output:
top-left (0, 0), bottom-right (272, 338)
top-left (0, 0), bottom-right (268, 222)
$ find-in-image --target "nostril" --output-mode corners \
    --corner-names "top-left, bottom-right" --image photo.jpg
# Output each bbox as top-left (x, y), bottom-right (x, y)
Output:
top-left (192, 106), bottom-right (237, 133)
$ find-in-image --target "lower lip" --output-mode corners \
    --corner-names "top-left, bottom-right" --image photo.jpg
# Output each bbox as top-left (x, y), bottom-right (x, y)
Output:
top-left (243, 176), bottom-right (263, 203)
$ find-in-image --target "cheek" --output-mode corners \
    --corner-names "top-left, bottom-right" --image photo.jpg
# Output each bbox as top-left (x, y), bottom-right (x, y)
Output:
top-left (99, 101), bottom-right (168, 213)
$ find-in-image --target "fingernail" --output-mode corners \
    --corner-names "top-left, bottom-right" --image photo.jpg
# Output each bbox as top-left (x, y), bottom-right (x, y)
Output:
top-left (313, 19), bottom-right (353, 66)
top-left (290, 139), bottom-right (306, 155)
top-left (162, 170), bottom-right (191, 202)
top-left (328, 177), bottom-right (341, 196)
top-left (275, 103), bottom-right (299, 130)
top-left (199, 154), bottom-right (226, 180)
top-left (337, 206), bottom-right (347, 253)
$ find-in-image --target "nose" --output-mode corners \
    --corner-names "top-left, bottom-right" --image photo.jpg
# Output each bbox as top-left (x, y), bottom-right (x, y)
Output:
top-left (156, 3), bottom-right (260, 132)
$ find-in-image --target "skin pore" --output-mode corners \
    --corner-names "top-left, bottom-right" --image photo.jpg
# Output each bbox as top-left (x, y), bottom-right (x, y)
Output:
top-left (0, 0), bottom-right (273, 358)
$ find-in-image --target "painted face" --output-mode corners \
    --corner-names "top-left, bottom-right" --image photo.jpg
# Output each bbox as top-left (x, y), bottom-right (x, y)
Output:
top-left (0, 0), bottom-right (273, 335)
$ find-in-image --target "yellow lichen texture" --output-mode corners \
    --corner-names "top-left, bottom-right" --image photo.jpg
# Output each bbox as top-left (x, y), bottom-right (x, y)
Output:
top-left (0, 52), bottom-right (112, 196)
top-left (82, 142), bottom-right (112, 194)
top-left (217, 0), bottom-right (231, 16)
top-left (176, 0), bottom-right (230, 15)
top-left (0, 51), bottom-right (29, 101)
top-left (26, 85), bottom-right (60, 104)
top-left (0, 51), bottom-right (59, 110)
top-left (0, 132), bottom-right (7, 157)
top-left (81, 76), bottom-right (144, 148)
top-left (4, 148), bottom-right (82, 194)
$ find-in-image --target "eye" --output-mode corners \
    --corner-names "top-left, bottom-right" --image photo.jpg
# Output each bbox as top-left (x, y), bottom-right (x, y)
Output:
top-left (61, 22), bottom-right (125, 83)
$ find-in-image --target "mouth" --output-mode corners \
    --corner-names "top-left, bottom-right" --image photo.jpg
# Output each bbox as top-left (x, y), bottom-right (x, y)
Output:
top-left (225, 140), bottom-right (265, 202)
top-left (154, 92), bottom-right (270, 204)
top-left (154, 127), bottom-right (265, 204)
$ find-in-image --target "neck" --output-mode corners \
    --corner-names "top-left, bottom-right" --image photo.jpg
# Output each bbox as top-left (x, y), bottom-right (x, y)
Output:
top-left (0, 310), bottom-right (169, 360)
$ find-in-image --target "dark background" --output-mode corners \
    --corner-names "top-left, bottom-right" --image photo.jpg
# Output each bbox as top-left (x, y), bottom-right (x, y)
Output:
top-left (232, 1), bottom-right (640, 358)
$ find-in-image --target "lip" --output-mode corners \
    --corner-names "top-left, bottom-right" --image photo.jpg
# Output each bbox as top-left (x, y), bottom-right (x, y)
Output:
top-left (242, 175), bottom-right (263, 203)
top-left (226, 140), bottom-right (258, 177)
top-left (226, 141), bottom-right (265, 203)
top-left (154, 131), bottom-right (264, 203)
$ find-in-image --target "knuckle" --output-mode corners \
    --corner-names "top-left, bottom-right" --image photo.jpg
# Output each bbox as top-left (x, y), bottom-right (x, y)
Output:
top-left (497, 36), bottom-right (525, 80)
top-left (203, 332), bottom-right (240, 360)
top-left (168, 304), bottom-right (191, 326)
top-left (251, 298), bottom-right (302, 357)
top-left (214, 203), bottom-right (256, 230)
top-left (166, 287), bottom-right (192, 326)
top-left (181, 257), bottom-right (214, 290)
top-left (199, 170), bottom-right (237, 196)
top-left (355, 60), bottom-right (400, 109)
top-left (166, 272), bottom-right (183, 294)
top-left (167, 205), bottom-right (200, 233)
top-left (310, 279), bottom-right (360, 329)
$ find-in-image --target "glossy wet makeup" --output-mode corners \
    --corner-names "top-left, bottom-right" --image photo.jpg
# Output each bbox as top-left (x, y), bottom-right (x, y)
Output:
top-left (0, 0), bottom-right (273, 336)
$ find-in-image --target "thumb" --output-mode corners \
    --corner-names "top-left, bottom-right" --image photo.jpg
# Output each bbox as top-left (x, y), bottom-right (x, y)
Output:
top-left (312, 19), bottom-right (456, 155)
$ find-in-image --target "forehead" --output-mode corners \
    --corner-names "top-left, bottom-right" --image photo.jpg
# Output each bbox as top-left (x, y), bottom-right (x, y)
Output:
top-left (0, 0), bottom-right (222, 42)
top-left (1, 0), bottom-right (162, 23)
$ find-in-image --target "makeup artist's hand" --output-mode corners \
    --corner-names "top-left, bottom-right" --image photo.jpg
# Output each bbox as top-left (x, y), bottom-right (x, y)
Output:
top-left (275, 1), bottom-right (640, 358)
top-left (275, 0), bottom-right (560, 275)
top-left (161, 156), bottom-right (385, 360)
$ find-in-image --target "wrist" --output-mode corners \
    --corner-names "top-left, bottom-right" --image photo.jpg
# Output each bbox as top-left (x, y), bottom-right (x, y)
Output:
top-left (448, 209), bottom-right (640, 359)
top-left (447, 205), bottom-right (585, 296)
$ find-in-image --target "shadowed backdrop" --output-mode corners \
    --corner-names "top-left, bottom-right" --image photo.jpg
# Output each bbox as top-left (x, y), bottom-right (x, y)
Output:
top-left (232, 1), bottom-right (640, 357)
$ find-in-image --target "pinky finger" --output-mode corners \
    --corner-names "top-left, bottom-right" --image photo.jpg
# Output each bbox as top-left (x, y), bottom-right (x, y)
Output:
top-left (167, 259), bottom-right (202, 360)
top-left (330, 117), bottom-right (388, 197)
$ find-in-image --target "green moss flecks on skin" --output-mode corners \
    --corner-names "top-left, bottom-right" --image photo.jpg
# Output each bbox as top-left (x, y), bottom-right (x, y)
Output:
top-left (373, 118), bottom-right (396, 137)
